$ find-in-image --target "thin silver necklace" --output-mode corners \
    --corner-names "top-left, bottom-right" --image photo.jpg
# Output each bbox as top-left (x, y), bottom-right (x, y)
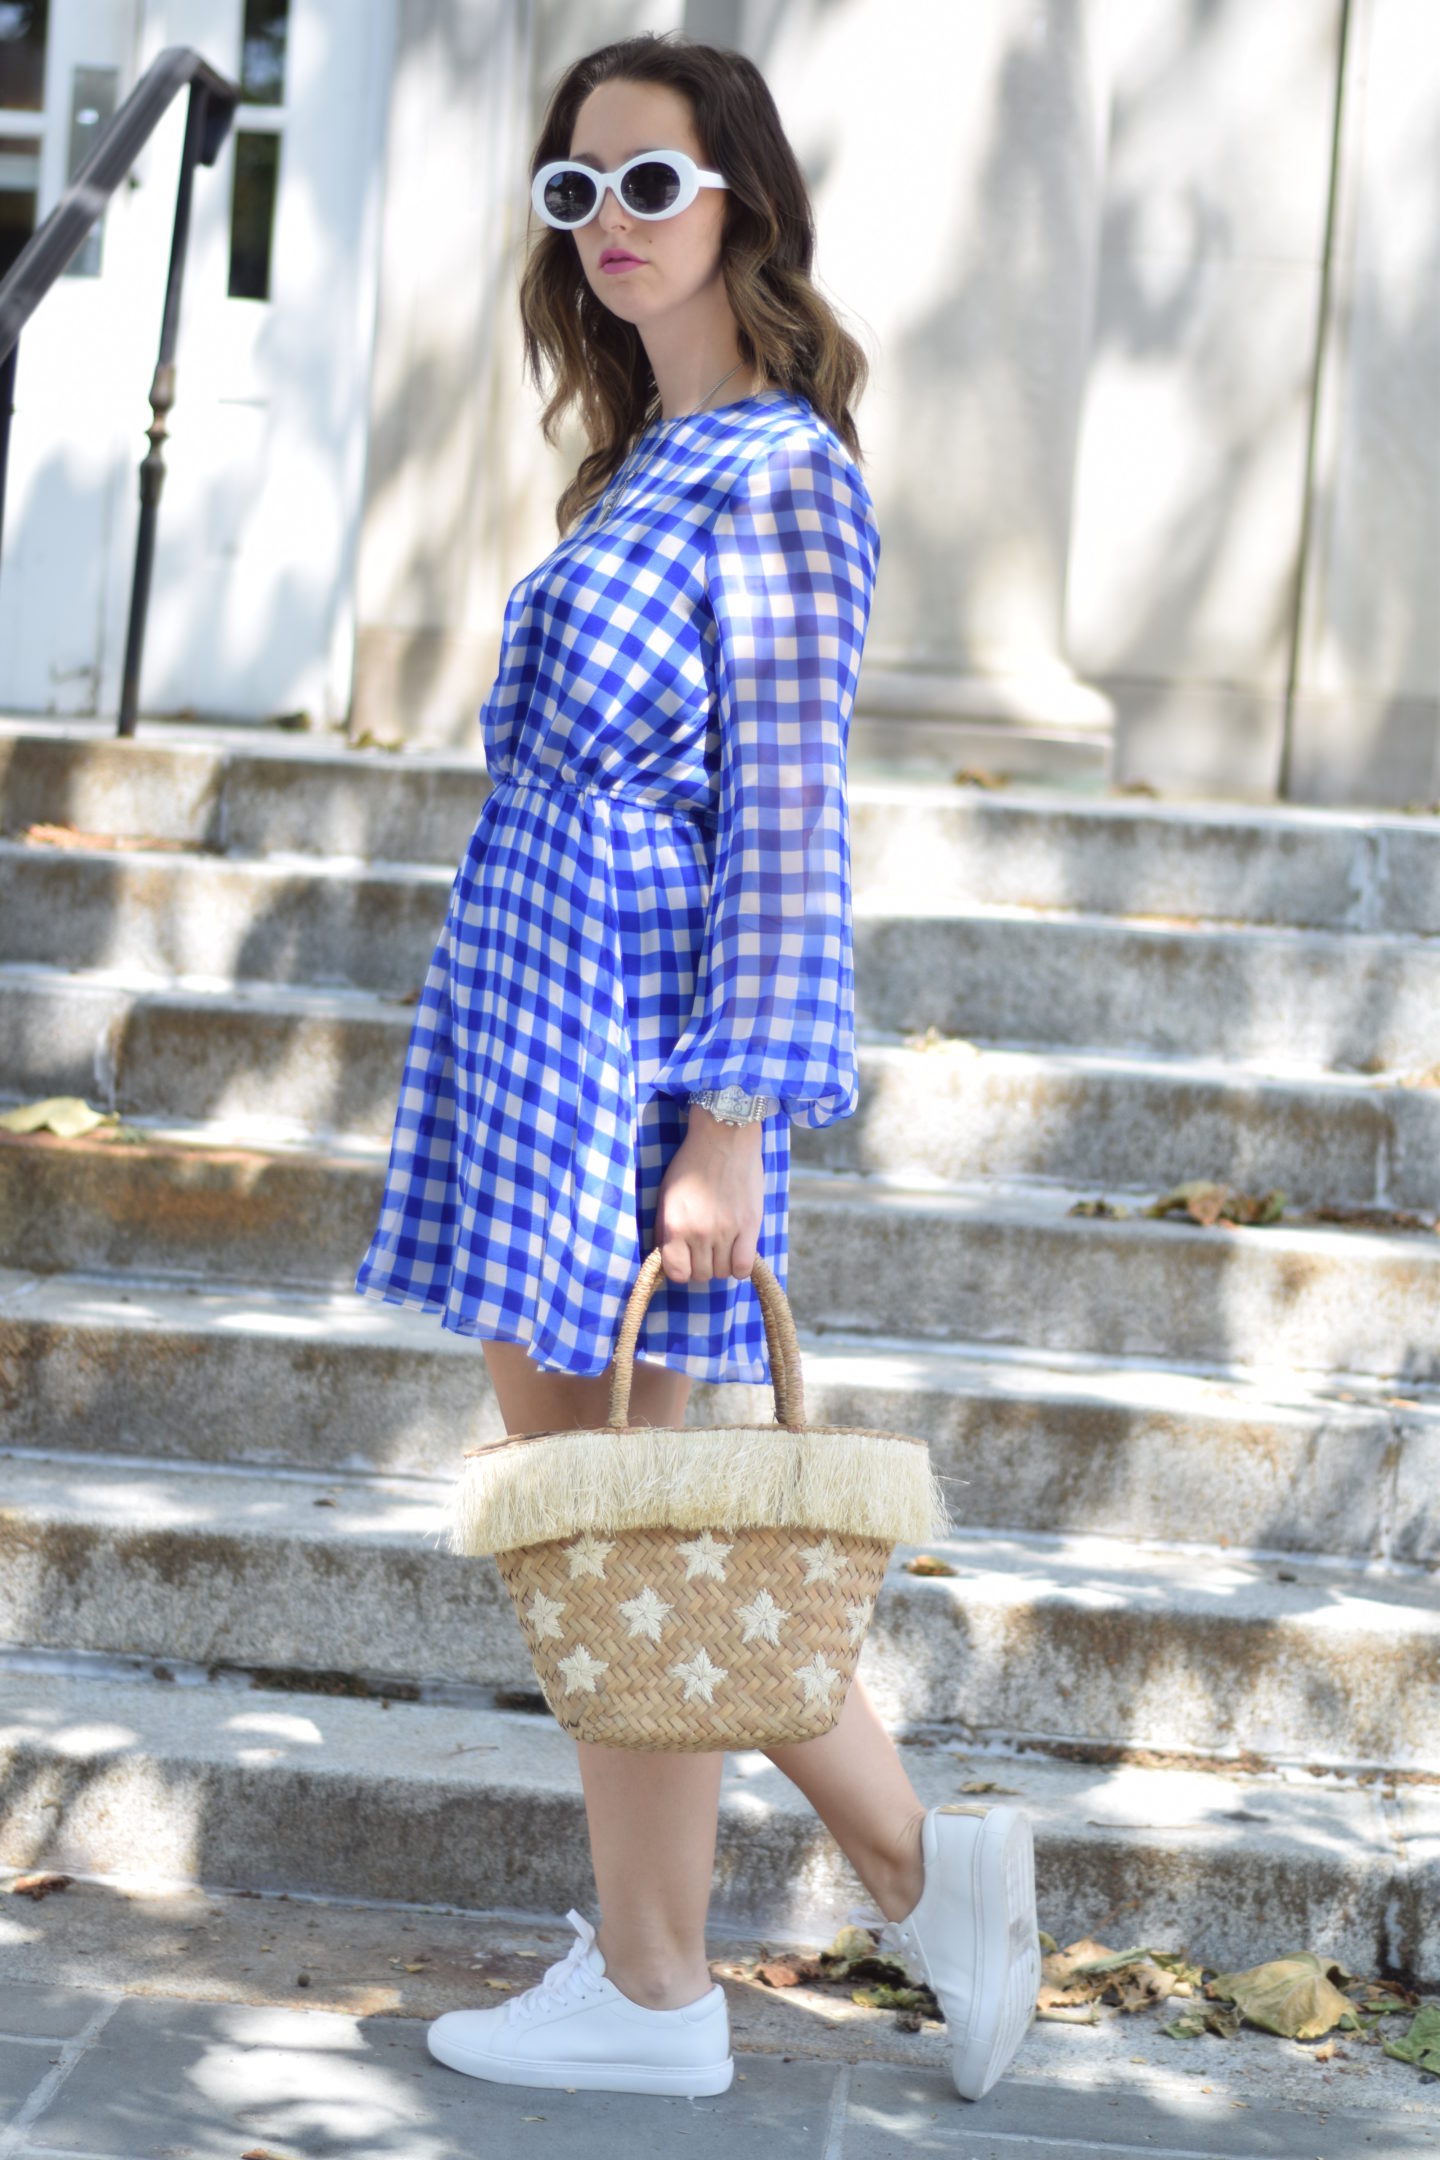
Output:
top-left (594, 361), bottom-right (754, 524)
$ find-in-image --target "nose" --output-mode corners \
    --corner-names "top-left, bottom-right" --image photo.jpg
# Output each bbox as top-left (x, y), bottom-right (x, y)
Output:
top-left (595, 182), bottom-right (632, 230)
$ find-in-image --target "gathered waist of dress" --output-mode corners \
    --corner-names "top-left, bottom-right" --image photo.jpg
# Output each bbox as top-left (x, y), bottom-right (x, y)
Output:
top-left (486, 763), bottom-right (718, 827)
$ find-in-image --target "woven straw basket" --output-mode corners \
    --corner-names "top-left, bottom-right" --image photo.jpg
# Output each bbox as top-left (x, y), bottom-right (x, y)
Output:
top-left (443, 1247), bottom-right (949, 1752)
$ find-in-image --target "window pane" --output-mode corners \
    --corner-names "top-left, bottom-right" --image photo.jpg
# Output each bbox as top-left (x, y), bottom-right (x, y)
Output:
top-left (0, 182), bottom-right (35, 278)
top-left (0, 127), bottom-right (36, 279)
top-left (63, 66), bottom-right (118, 278)
top-left (228, 128), bottom-right (280, 300)
top-left (0, 0), bottom-right (48, 114)
top-left (240, 0), bottom-right (289, 106)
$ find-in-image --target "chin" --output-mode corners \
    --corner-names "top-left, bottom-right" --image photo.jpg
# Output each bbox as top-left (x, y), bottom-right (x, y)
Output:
top-left (589, 286), bottom-right (655, 323)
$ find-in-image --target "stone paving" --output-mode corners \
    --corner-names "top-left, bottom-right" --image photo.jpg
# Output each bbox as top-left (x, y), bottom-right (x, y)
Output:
top-left (1, 1888), bottom-right (1437, 2159)
top-left (2, 1979), bottom-right (1437, 2159)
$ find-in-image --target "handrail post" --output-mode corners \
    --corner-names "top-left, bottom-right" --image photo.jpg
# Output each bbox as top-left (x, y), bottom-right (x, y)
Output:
top-left (0, 341), bottom-right (15, 568)
top-left (117, 81), bottom-right (210, 740)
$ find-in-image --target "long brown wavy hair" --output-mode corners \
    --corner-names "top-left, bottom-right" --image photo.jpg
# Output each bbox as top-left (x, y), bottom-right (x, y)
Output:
top-left (519, 33), bottom-right (869, 534)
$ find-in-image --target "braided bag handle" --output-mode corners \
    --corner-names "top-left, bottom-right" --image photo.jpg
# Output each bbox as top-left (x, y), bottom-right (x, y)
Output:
top-left (606, 1247), bottom-right (805, 1432)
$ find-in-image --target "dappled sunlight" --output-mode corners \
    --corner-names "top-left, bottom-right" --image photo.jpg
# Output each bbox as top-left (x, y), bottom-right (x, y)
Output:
top-left (0, 1738), bottom-right (203, 1885)
top-left (24, 1719), bottom-right (139, 1755)
top-left (222, 1711), bottom-right (325, 1748)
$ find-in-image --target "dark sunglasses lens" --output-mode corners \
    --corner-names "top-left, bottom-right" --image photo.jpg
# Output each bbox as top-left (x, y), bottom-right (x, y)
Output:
top-left (621, 159), bottom-right (682, 215)
top-left (543, 168), bottom-right (598, 224)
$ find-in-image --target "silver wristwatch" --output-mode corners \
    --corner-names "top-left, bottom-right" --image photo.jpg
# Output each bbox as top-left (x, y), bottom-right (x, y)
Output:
top-left (687, 1085), bottom-right (780, 1125)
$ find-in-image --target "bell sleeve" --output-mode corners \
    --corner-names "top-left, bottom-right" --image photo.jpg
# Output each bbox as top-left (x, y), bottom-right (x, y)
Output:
top-left (647, 423), bottom-right (880, 1130)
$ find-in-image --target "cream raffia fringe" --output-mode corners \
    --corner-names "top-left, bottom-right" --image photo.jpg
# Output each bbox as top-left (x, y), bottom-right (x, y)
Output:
top-left (443, 1424), bottom-right (950, 1558)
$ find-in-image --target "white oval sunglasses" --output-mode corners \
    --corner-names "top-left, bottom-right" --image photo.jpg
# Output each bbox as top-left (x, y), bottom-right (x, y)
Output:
top-left (532, 149), bottom-right (728, 230)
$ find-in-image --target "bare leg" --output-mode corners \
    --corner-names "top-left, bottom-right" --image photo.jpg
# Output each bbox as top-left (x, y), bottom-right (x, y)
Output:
top-left (482, 1337), bottom-right (719, 2010)
top-left (572, 1739), bottom-right (724, 2009)
top-left (763, 1673), bottom-right (928, 1923)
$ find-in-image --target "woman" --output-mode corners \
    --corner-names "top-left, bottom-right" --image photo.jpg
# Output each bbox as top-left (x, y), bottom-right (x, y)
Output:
top-left (356, 30), bottom-right (1040, 2106)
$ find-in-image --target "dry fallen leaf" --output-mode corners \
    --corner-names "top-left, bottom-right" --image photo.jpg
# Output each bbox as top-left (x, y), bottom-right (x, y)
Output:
top-left (10, 1872), bottom-right (73, 1900)
top-left (1147, 1181), bottom-right (1285, 1228)
top-left (1069, 1197), bottom-right (1130, 1219)
top-left (1349, 1980), bottom-right (1418, 2014)
top-left (21, 821), bottom-right (194, 853)
top-left (21, 821), bottom-right (88, 848)
top-left (1040, 1940), bottom-right (1199, 2017)
top-left (1306, 1203), bottom-right (1437, 1233)
top-left (0, 1097), bottom-right (116, 1139)
top-left (1206, 1953), bottom-right (1362, 2041)
top-left (902, 1555), bottom-right (957, 1577)
top-left (1383, 2005), bottom-right (1440, 2075)
top-left (824, 1925), bottom-right (879, 1967)
top-left (958, 1780), bottom-right (1021, 1795)
top-left (1164, 2003), bottom-right (1242, 2040)
top-left (851, 1982), bottom-right (933, 2017)
top-left (742, 1924), bottom-right (943, 2028)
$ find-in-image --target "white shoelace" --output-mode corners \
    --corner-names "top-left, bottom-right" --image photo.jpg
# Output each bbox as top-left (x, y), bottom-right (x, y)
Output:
top-left (508, 1909), bottom-right (605, 2025)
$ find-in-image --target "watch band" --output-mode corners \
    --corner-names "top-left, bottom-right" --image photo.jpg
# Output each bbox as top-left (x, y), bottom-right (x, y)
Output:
top-left (687, 1085), bottom-right (780, 1125)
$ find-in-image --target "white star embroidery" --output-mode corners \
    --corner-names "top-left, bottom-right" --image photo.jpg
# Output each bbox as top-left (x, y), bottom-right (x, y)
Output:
top-left (525, 1588), bottom-right (565, 1642)
top-left (556, 1644), bottom-right (608, 1695)
top-left (735, 1588), bottom-right (790, 1646)
top-left (675, 1530), bottom-right (733, 1583)
top-left (565, 1531), bottom-right (615, 1581)
top-left (846, 1600), bottom-right (872, 1645)
top-left (793, 1652), bottom-right (844, 1708)
top-left (618, 1585), bottom-right (674, 1643)
top-left (799, 1537), bottom-right (845, 1585)
top-left (669, 1647), bottom-right (728, 1704)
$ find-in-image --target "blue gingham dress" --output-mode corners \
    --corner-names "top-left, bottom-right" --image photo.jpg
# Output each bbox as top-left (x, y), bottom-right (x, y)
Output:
top-left (355, 390), bottom-right (880, 1380)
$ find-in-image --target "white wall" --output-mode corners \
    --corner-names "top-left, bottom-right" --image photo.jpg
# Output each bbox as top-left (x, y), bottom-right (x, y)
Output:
top-left (347, 0), bottom-right (1438, 798)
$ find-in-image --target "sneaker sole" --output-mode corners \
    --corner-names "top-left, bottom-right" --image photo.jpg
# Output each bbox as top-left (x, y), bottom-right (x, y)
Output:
top-left (427, 2026), bottom-right (735, 2097)
top-left (951, 1806), bottom-right (1041, 2103)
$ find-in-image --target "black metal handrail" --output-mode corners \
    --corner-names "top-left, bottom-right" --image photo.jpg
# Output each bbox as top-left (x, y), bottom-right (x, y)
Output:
top-left (0, 46), bottom-right (240, 736)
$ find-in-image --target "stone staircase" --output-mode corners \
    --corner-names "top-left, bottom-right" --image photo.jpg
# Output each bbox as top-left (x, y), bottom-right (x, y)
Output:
top-left (1, 719), bottom-right (1437, 1986)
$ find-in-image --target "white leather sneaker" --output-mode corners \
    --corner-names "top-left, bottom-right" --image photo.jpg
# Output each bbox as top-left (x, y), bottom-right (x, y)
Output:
top-left (872, 1802), bottom-right (1041, 2101)
top-left (426, 1909), bottom-right (734, 2097)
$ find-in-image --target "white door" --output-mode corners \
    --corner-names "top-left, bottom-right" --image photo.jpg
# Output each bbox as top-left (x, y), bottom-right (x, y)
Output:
top-left (0, 0), bottom-right (142, 714)
top-left (0, 0), bottom-right (395, 726)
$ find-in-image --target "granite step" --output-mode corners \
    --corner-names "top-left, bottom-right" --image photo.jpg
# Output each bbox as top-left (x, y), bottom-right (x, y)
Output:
top-left (8, 836), bottom-right (1440, 1065)
top-left (0, 1456), bottom-right (1435, 1768)
top-left (6, 722), bottom-right (1440, 932)
top-left (4, 964), bottom-right (1437, 1207)
top-left (3, 1128), bottom-right (1438, 1382)
top-left (2, 1271), bottom-right (1435, 1562)
top-left (2, 1662), bottom-right (1432, 1982)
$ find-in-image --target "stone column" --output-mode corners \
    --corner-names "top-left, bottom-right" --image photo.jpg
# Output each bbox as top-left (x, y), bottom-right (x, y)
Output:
top-left (689, 0), bottom-right (1115, 776)
top-left (1064, 0), bottom-right (1347, 797)
top-left (1286, 0), bottom-right (1440, 806)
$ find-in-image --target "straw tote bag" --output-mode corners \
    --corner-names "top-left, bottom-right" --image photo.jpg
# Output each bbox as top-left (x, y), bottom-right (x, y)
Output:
top-left (442, 1247), bottom-right (949, 1752)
